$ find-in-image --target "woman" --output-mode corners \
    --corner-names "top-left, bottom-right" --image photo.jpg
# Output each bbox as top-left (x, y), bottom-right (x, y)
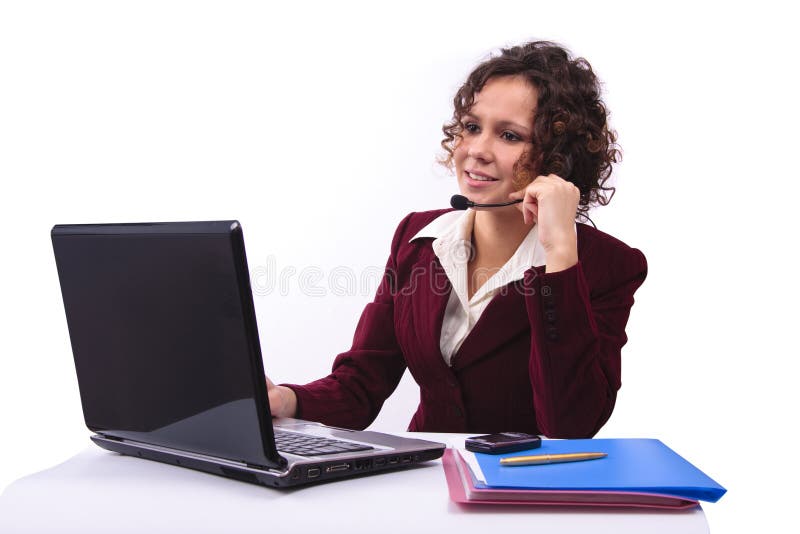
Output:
top-left (266, 41), bottom-right (647, 439)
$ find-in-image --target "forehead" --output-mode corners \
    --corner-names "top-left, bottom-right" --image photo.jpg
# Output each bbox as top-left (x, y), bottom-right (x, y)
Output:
top-left (470, 76), bottom-right (537, 122)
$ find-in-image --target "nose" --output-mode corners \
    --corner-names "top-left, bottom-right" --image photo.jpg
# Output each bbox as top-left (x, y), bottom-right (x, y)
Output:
top-left (466, 131), bottom-right (493, 163)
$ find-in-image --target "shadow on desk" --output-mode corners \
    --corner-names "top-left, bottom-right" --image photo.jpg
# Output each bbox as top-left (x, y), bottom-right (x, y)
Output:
top-left (0, 445), bottom-right (708, 534)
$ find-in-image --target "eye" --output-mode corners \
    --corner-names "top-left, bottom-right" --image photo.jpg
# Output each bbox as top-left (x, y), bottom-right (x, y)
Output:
top-left (501, 130), bottom-right (523, 142)
top-left (462, 122), bottom-right (479, 134)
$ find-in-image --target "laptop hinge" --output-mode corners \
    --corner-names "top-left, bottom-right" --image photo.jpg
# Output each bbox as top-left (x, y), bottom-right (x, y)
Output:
top-left (248, 454), bottom-right (288, 470)
top-left (95, 433), bottom-right (288, 472)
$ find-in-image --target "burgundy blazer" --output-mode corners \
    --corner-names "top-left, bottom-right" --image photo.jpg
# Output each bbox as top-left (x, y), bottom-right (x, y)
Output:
top-left (286, 209), bottom-right (647, 438)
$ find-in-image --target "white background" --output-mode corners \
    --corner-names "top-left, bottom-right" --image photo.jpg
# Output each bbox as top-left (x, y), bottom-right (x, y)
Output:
top-left (1, 1), bottom-right (797, 531)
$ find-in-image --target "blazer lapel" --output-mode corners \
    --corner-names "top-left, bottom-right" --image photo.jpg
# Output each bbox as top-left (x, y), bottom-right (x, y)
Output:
top-left (450, 281), bottom-right (530, 371)
top-left (408, 246), bottom-right (453, 376)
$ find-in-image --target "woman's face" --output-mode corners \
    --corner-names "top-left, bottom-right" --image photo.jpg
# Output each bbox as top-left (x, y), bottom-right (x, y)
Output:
top-left (454, 75), bottom-right (537, 207)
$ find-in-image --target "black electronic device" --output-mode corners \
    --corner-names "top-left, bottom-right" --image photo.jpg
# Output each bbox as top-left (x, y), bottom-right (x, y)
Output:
top-left (51, 220), bottom-right (445, 487)
top-left (450, 194), bottom-right (523, 210)
top-left (464, 432), bottom-right (542, 454)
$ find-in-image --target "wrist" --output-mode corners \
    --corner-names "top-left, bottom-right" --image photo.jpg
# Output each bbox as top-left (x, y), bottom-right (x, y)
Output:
top-left (276, 385), bottom-right (298, 418)
top-left (544, 243), bottom-right (578, 273)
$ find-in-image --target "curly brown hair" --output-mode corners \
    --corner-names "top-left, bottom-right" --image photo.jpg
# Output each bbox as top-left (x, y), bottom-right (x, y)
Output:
top-left (440, 41), bottom-right (619, 214)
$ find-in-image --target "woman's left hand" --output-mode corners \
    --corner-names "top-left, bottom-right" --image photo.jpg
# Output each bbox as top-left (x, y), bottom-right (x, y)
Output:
top-left (508, 174), bottom-right (580, 272)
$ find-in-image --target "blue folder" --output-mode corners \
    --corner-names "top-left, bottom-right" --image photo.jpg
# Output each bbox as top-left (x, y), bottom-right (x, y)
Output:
top-left (473, 438), bottom-right (726, 502)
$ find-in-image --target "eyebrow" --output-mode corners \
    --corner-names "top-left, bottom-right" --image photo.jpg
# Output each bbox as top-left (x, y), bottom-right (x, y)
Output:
top-left (463, 112), bottom-right (532, 135)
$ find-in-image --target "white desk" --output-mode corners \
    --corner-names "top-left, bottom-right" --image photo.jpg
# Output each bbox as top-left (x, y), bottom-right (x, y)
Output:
top-left (0, 434), bottom-right (708, 534)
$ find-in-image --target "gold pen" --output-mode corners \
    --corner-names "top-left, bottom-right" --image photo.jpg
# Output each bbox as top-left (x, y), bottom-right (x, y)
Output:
top-left (500, 452), bottom-right (607, 466)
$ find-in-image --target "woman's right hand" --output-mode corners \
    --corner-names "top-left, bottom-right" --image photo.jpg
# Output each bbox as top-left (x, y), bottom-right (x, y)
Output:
top-left (265, 375), bottom-right (298, 418)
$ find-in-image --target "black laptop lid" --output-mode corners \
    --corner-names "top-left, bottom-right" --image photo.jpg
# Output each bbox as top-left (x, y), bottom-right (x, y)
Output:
top-left (52, 221), bottom-right (283, 469)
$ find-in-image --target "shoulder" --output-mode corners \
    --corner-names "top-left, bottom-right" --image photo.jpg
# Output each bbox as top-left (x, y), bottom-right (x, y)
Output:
top-left (576, 223), bottom-right (648, 288)
top-left (389, 209), bottom-right (454, 249)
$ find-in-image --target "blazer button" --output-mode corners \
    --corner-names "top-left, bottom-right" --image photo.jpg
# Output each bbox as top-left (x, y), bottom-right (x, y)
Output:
top-left (545, 310), bottom-right (556, 323)
top-left (541, 285), bottom-right (552, 297)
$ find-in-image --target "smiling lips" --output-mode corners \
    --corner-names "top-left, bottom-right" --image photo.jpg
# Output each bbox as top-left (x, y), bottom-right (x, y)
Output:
top-left (466, 171), bottom-right (498, 182)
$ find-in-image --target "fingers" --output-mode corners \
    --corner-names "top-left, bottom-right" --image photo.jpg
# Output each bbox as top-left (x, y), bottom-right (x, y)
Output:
top-left (509, 173), bottom-right (577, 226)
top-left (510, 174), bottom-right (567, 196)
top-left (513, 193), bottom-right (538, 224)
top-left (523, 202), bottom-right (538, 225)
top-left (510, 182), bottom-right (540, 225)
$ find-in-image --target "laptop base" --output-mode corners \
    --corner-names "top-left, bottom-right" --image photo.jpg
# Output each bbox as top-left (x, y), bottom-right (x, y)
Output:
top-left (92, 431), bottom-right (444, 488)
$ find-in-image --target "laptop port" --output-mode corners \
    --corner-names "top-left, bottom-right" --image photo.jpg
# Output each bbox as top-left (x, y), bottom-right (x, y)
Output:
top-left (401, 455), bottom-right (412, 464)
top-left (374, 458), bottom-right (386, 467)
top-left (354, 459), bottom-right (372, 470)
top-left (388, 457), bottom-right (399, 464)
top-left (324, 463), bottom-right (351, 473)
top-left (307, 467), bottom-right (321, 479)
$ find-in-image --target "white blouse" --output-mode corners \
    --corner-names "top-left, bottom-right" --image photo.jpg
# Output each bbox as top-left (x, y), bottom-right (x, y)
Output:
top-left (409, 209), bottom-right (546, 366)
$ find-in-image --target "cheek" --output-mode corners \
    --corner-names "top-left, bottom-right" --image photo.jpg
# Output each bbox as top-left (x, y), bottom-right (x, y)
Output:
top-left (504, 148), bottom-right (532, 189)
top-left (497, 147), bottom-right (522, 172)
top-left (453, 143), bottom-right (468, 169)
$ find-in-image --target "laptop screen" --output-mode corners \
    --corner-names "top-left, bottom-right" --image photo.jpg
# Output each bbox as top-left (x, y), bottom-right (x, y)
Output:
top-left (52, 221), bottom-right (280, 468)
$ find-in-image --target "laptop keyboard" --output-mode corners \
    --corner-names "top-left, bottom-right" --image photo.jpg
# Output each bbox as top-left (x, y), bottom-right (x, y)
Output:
top-left (273, 429), bottom-right (375, 457)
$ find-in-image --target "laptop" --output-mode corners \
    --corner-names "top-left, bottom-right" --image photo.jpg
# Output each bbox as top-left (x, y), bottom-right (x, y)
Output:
top-left (51, 220), bottom-right (445, 487)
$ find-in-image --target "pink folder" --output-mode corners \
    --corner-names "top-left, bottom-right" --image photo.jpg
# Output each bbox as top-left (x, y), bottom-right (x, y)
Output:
top-left (442, 449), bottom-right (700, 510)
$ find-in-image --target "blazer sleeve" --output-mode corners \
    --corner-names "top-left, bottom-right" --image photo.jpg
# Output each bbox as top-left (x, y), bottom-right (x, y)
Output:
top-left (281, 214), bottom-right (413, 430)
top-left (522, 245), bottom-right (647, 438)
